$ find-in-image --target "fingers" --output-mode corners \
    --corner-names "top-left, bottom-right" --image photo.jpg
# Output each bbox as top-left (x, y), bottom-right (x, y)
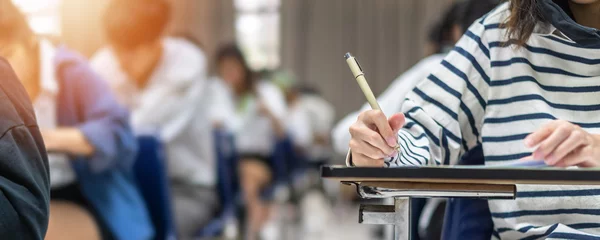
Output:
top-left (524, 120), bottom-right (561, 147)
top-left (351, 151), bottom-right (385, 167)
top-left (360, 110), bottom-right (397, 147)
top-left (388, 113), bottom-right (406, 133)
top-left (545, 129), bottom-right (587, 165)
top-left (349, 139), bottom-right (387, 159)
top-left (349, 124), bottom-right (396, 156)
top-left (519, 155), bottom-right (534, 161)
top-left (532, 123), bottom-right (572, 160)
top-left (553, 148), bottom-right (586, 168)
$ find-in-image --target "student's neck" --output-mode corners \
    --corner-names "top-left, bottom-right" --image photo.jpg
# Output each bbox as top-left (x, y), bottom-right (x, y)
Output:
top-left (569, 1), bottom-right (600, 30)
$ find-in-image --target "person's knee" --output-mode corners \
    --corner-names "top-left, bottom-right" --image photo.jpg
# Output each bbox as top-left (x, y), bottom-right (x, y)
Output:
top-left (46, 201), bottom-right (100, 240)
top-left (240, 159), bottom-right (272, 183)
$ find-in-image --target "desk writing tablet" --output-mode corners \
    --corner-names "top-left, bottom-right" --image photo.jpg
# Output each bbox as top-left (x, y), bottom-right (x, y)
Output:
top-left (321, 165), bottom-right (600, 185)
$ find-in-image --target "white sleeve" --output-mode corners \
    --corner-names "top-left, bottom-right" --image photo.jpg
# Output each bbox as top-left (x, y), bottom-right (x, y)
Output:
top-left (258, 82), bottom-right (287, 123)
top-left (206, 78), bottom-right (236, 130)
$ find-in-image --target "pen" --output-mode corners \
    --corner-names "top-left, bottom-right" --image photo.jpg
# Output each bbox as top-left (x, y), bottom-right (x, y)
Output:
top-left (344, 53), bottom-right (381, 110)
top-left (344, 52), bottom-right (399, 151)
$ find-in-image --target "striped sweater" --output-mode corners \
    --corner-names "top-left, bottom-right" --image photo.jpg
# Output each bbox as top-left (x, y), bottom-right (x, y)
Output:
top-left (388, 2), bottom-right (600, 239)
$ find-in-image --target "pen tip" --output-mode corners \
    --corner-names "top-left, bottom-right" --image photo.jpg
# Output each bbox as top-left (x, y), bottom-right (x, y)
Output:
top-left (344, 52), bottom-right (352, 59)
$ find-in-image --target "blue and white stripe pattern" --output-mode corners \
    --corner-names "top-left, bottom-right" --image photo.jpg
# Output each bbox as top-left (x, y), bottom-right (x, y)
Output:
top-left (389, 3), bottom-right (600, 239)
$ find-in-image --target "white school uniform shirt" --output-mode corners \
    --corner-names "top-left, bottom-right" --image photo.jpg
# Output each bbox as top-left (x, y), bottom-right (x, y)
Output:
top-left (332, 53), bottom-right (446, 155)
top-left (91, 37), bottom-right (215, 187)
top-left (286, 102), bottom-right (313, 150)
top-left (205, 76), bottom-right (236, 130)
top-left (297, 94), bottom-right (335, 161)
top-left (35, 39), bottom-right (77, 188)
top-left (214, 80), bottom-right (287, 156)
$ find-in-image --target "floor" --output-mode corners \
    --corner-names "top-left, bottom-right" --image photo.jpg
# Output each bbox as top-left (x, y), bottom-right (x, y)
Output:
top-left (261, 190), bottom-right (381, 240)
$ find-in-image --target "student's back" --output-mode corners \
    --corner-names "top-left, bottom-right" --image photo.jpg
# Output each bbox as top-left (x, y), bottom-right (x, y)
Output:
top-left (0, 57), bottom-right (49, 240)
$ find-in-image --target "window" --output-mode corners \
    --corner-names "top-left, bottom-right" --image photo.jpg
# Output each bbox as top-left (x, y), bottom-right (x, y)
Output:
top-left (12, 0), bottom-right (61, 36)
top-left (234, 0), bottom-right (280, 71)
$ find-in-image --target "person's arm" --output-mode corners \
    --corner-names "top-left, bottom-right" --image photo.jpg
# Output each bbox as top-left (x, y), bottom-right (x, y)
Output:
top-left (258, 100), bottom-right (287, 139)
top-left (65, 60), bottom-right (138, 173)
top-left (257, 82), bottom-right (288, 139)
top-left (348, 21), bottom-right (491, 167)
top-left (41, 128), bottom-right (94, 156)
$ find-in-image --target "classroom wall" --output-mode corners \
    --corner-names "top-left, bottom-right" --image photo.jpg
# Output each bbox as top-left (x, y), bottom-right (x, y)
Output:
top-left (280, 0), bottom-right (454, 120)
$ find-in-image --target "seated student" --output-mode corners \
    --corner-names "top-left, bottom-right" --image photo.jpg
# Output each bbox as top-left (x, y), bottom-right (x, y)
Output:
top-left (0, 1), bottom-right (153, 240)
top-left (272, 71), bottom-right (314, 157)
top-left (90, 0), bottom-right (217, 239)
top-left (0, 56), bottom-right (49, 239)
top-left (296, 87), bottom-right (336, 165)
top-left (332, 0), bottom-right (499, 155)
top-left (214, 44), bottom-right (287, 240)
top-left (272, 71), bottom-right (336, 171)
top-left (348, 0), bottom-right (600, 239)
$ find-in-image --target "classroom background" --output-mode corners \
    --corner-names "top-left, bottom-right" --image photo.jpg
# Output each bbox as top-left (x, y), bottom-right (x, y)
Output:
top-left (13, 0), bottom-right (456, 239)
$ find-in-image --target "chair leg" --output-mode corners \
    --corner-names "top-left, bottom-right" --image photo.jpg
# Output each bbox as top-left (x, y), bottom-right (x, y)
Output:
top-left (357, 197), bottom-right (412, 240)
top-left (393, 197), bottom-right (411, 240)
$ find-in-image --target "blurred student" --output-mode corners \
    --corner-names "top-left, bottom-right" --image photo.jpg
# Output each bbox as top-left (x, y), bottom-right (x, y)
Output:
top-left (297, 87), bottom-right (336, 164)
top-left (0, 1), bottom-right (153, 240)
top-left (348, 0), bottom-right (600, 238)
top-left (90, 0), bottom-right (217, 238)
top-left (214, 44), bottom-right (287, 240)
top-left (332, 0), bottom-right (499, 155)
top-left (272, 71), bottom-right (313, 154)
top-left (272, 71), bottom-right (336, 165)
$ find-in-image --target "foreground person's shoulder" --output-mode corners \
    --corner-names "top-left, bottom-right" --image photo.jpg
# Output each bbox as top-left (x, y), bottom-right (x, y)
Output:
top-left (0, 57), bottom-right (38, 132)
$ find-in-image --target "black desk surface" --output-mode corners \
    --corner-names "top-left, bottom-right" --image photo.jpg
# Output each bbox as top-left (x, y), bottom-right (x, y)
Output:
top-left (321, 165), bottom-right (600, 185)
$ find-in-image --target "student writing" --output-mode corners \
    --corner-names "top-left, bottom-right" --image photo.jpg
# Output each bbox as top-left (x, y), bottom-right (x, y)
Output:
top-left (348, 0), bottom-right (600, 238)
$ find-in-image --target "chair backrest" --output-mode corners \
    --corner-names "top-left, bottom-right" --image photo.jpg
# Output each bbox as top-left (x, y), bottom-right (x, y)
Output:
top-left (441, 145), bottom-right (494, 240)
top-left (213, 129), bottom-right (238, 206)
top-left (271, 136), bottom-right (294, 183)
top-left (133, 135), bottom-right (176, 240)
top-left (196, 129), bottom-right (240, 238)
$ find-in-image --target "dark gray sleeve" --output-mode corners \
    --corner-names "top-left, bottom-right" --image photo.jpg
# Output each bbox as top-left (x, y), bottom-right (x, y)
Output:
top-left (0, 125), bottom-right (50, 240)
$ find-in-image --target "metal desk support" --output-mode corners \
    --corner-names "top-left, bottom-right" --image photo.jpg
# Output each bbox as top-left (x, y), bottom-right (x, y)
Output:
top-left (349, 181), bottom-right (516, 240)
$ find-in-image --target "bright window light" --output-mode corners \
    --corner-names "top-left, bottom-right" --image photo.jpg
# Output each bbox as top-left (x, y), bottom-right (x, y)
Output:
top-left (12, 0), bottom-right (61, 36)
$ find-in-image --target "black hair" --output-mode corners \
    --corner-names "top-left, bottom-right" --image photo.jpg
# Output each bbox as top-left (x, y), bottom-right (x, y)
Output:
top-left (103, 0), bottom-right (171, 49)
top-left (457, 0), bottom-right (502, 33)
top-left (427, 2), bottom-right (463, 54)
top-left (0, 0), bottom-right (35, 45)
top-left (215, 44), bottom-right (255, 93)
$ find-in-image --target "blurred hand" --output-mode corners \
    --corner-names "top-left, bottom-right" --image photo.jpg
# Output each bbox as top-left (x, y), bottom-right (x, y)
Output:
top-left (523, 120), bottom-right (600, 167)
top-left (257, 100), bottom-right (270, 116)
top-left (349, 110), bottom-right (405, 167)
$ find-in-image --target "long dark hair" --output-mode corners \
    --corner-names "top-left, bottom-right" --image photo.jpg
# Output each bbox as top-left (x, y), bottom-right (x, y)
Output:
top-left (506, 0), bottom-right (570, 45)
top-left (215, 44), bottom-right (255, 94)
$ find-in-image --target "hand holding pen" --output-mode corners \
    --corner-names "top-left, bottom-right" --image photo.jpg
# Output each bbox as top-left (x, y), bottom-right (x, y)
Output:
top-left (345, 53), bottom-right (404, 167)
